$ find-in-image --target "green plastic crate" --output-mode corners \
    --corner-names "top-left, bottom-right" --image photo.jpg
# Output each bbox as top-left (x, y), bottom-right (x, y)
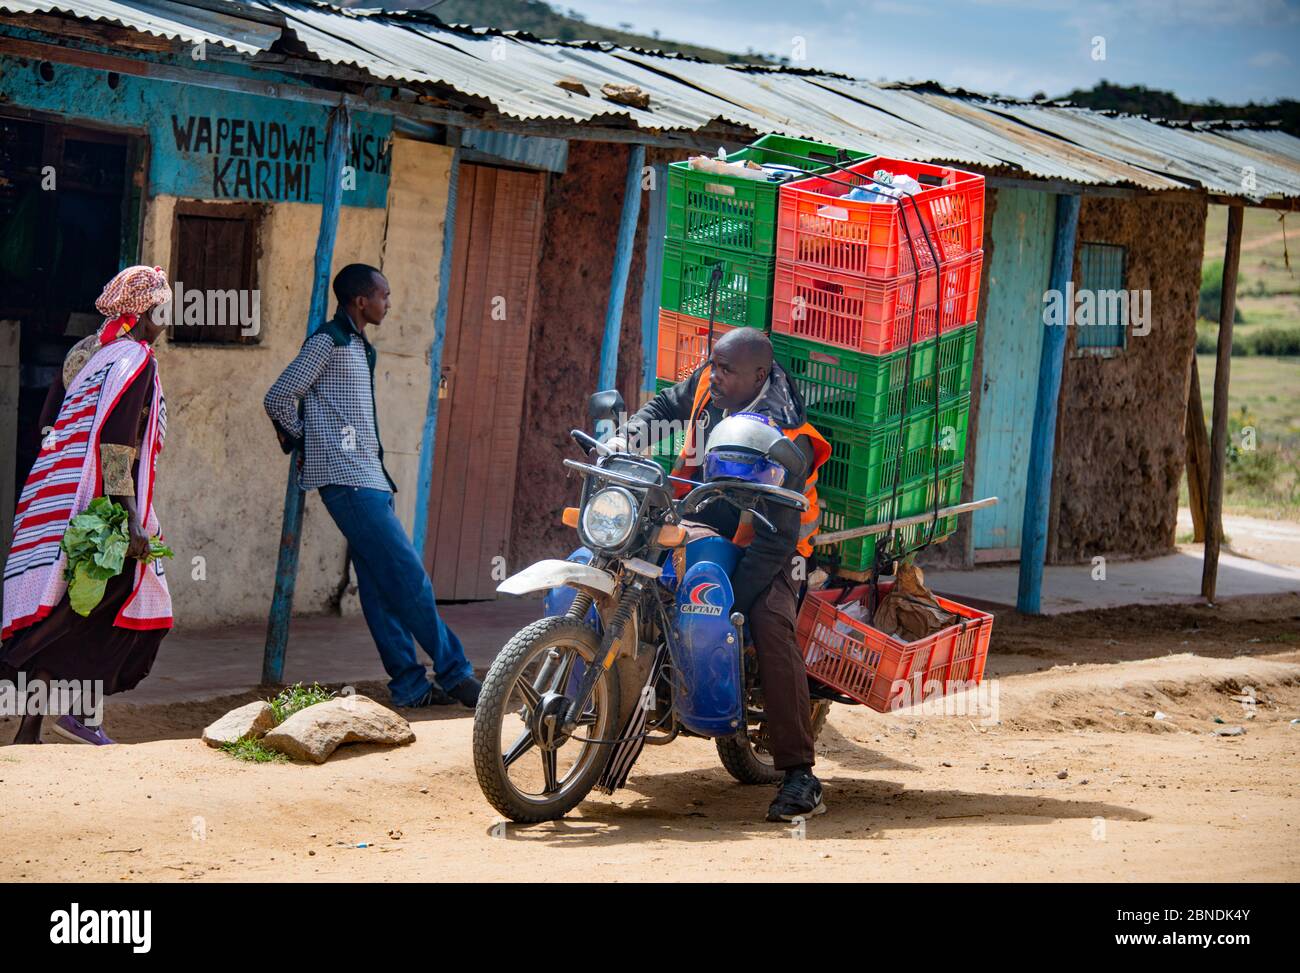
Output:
top-left (666, 135), bottom-right (872, 258)
top-left (661, 238), bottom-right (776, 330)
top-left (774, 322), bottom-right (976, 428)
top-left (817, 464), bottom-right (963, 572)
top-left (817, 395), bottom-right (969, 500)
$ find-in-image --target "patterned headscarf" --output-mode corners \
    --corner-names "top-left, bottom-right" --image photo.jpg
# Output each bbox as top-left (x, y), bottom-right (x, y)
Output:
top-left (95, 265), bottom-right (172, 341)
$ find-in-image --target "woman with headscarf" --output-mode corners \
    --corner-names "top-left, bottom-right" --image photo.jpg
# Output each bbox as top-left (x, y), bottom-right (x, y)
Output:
top-left (2, 265), bottom-right (173, 745)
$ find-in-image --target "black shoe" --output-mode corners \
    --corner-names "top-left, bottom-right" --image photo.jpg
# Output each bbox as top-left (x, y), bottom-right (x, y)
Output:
top-left (766, 768), bottom-right (826, 822)
top-left (408, 684), bottom-right (455, 707)
top-left (447, 675), bottom-right (482, 709)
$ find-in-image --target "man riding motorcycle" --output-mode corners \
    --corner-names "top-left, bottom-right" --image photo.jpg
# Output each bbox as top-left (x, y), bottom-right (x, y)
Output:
top-left (607, 328), bottom-right (832, 821)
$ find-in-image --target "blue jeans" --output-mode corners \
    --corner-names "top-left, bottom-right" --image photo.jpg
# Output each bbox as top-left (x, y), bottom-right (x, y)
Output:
top-left (318, 485), bottom-right (473, 706)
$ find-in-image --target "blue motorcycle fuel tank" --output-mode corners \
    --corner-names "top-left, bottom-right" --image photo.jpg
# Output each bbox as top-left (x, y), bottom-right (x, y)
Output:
top-left (671, 539), bottom-right (744, 737)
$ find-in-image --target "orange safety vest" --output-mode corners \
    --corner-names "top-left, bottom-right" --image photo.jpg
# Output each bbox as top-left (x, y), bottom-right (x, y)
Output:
top-left (672, 365), bottom-right (831, 558)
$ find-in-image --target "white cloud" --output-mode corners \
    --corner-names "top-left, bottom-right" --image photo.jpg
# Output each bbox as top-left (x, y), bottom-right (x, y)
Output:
top-left (1248, 50), bottom-right (1291, 68)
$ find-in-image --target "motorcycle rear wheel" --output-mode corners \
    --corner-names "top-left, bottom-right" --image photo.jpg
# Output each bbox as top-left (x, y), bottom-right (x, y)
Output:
top-left (715, 699), bottom-right (831, 785)
top-left (473, 616), bottom-right (622, 823)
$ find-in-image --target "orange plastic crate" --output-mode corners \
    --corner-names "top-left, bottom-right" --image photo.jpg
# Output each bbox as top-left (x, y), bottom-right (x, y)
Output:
top-left (797, 582), bottom-right (993, 712)
top-left (777, 157), bottom-right (984, 279)
top-left (656, 309), bottom-right (735, 383)
top-left (772, 251), bottom-right (982, 355)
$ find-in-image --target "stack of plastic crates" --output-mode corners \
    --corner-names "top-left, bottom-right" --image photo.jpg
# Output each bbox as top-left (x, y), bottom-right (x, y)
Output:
top-left (769, 156), bottom-right (986, 571)
top-left (649, 135), bottom-right (873, 475)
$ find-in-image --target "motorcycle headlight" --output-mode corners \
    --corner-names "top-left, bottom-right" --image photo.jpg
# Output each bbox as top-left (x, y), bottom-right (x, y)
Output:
top-left (582, 487), bottom-right (637, 549)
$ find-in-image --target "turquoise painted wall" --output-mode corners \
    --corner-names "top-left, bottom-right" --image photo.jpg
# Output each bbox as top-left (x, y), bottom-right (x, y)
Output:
top-left (972, 188), bottom-right (1055, 553)
top-left (0, 53), bottom-right (392, 208)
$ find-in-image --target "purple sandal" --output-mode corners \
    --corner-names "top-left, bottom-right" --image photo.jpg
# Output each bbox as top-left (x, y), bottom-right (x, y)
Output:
top-left (52, 715), bottom-right (115, 746)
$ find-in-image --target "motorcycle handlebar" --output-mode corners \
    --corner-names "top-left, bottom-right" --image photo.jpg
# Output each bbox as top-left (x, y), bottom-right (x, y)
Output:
top-left (679, 480), bottom-right (809, 514)
top-left (571, 428), bottom-right (609, 456)
top-left (562, 453), bottom-right (808, 520)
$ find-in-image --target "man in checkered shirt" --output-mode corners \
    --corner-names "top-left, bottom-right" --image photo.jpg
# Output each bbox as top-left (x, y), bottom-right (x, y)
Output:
top-left (264, 264), bottom-right (480, 709)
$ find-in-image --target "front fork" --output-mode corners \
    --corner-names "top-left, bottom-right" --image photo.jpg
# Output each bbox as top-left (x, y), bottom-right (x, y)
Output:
top-left (562, 581), bottom-right (643, 726)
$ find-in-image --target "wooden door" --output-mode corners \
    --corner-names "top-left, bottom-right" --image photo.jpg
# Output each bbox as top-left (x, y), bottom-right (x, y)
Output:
top-left (424, 164), bottom-right (545, 599)
top-left (971, 189), bottom-right (1055, 560)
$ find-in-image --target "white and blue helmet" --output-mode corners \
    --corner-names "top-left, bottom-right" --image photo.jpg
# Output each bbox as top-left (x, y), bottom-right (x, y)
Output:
top-left (703, 412), bottom-right (787, 487)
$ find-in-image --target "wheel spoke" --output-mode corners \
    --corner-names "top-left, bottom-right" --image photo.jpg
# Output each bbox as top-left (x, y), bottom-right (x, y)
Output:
top-left (540, 748), bottom-right (560, 794)
top-left (502, 729), bottom-right (535, 769)
top-left (516, 677), bottom-right (541, 711)
top-left (575, 711), bottom-right (598, 727)
top-left (549, 648), bottom-right (577, 694)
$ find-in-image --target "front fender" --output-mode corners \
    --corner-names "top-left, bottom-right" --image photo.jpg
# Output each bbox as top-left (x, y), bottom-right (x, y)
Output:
top-left (497, 559), bottom-right (616, 597)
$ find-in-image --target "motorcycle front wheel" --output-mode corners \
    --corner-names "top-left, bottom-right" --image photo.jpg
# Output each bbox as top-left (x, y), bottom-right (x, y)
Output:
top-left (472, 616), bottom-right (622, 823)
top-left (715, 699), bottom-right (831, 785)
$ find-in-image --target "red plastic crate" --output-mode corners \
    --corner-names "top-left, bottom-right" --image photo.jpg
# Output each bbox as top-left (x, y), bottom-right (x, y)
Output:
top-left (772, 251), bottom-right (982, 354)
top-left (797, 582), bottom-right (993, 713)
top-left (777, 157), bottom-right (984, 279)
top-left (656, 309), bottom-right (735, 383)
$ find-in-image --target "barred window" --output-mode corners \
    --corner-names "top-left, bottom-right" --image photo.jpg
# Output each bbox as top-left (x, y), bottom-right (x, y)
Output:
top-left (1075, 242), bottom-right (1127, 354)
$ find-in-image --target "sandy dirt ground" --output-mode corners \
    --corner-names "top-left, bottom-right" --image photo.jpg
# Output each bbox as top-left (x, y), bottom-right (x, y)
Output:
top-left (1177, 507), bottom-right (1300, 569)
top-left (2, 595), bottom-right (1299, 882)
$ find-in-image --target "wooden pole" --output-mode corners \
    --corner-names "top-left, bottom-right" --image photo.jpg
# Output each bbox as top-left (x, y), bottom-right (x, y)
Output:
top-left (1016, 193), bottom-right (1080, 614)
top-left (262, 104), bottom-right (351, 685)
top-left (814, 496), bottom-right (999, 546)
top-left (412, 137), bottom-right (461, 560)
top-left (598, 144), bottom-right (646, 406)
top-left (1201, 204), bottom-right (1244, 602)
top-left (1184, 355), bottom-right (1211, 543)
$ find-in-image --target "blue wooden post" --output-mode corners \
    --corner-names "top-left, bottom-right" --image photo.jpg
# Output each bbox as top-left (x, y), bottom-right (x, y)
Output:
top-left (1016, 193), bottom-right (1080, 614)
top-left (598, 144), bottom-right (646, 409)
top-left (639, 162), bottom-right (668, 397)
top-left (262, 104), bottom-right (351, 684)
top-left (412, 141), bottom-right (461, 559)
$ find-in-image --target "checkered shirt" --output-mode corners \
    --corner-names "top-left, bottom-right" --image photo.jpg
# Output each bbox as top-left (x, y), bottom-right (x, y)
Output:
top-left (264, 314), bottom-right (395, 493)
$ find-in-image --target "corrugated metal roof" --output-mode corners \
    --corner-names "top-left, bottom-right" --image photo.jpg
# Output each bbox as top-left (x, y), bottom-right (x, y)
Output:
top-left (0, 0), bottom-right (280, 54)
top-left (5, 0), bottom-right (1299, 202)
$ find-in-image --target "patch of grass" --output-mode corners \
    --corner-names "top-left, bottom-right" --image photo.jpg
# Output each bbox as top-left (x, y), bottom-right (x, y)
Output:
top-left (1193, 356), bottom-right (1300, 520)
top-left (220, 737), bottom-right (288, 763)
top-left (269, 681), bottom-right (335, 724)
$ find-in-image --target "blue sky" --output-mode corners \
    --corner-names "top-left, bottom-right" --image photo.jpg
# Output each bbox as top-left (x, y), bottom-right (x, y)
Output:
top-left (561, 0), bottom-right (1300, 103)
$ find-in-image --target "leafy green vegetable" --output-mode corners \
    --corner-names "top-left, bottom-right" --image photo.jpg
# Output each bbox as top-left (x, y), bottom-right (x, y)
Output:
top-left (60, 497), bottom-right (173, 616)
top-left (68, 561), bottom-right (109, 617)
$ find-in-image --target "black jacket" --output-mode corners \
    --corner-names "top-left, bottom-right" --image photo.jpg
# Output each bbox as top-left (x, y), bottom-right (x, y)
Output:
top-left (624, 362), bottom-right (815, 616)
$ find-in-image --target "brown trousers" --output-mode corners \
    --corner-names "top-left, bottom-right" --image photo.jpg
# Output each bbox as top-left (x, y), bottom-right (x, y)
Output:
top-left (747, 561), bottom-right (815, 770)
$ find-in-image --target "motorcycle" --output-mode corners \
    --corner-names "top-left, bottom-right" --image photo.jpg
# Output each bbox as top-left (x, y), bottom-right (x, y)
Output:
top-left (472, 390), bottom-right (833, 823)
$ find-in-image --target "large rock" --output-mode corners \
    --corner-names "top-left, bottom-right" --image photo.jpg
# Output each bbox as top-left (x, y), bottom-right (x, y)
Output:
top-left (260, 695), bottom-right (414, 763)
top-left (203, 701), bottom-right (277, 748)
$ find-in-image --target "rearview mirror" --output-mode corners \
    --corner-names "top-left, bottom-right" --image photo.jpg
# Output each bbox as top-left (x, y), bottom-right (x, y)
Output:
top-left (766, 436), bottom-right (807, 481)
top-left (588, 389), bottom-right (625, 422)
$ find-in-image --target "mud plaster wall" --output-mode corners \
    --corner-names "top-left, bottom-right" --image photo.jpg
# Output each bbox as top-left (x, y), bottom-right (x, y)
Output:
top-left (1049, 193), bottom-right (1206, 562)
top-left (142, 138), bottom-right (449, 626)
top-left (509, 141), bottom-right (649, 569)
